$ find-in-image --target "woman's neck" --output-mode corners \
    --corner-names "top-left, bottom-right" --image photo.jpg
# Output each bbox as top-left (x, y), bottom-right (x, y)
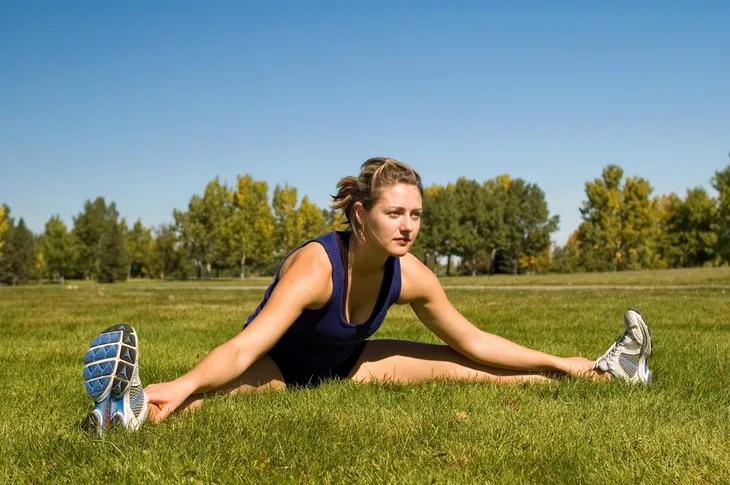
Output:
top-left (347, 232), bottom-right (389, 277)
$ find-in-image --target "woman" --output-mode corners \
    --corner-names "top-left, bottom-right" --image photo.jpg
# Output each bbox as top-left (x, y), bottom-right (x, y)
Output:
top-left (82, 157), bottom-right (653, 433)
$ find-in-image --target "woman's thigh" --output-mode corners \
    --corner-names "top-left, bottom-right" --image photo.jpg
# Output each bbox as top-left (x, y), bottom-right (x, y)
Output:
top-left (177, 354), bottom-right (286, 413)
top-left (348, 339), bottom-right (553, 384)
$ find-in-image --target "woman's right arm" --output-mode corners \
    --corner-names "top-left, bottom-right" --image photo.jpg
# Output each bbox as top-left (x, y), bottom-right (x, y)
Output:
top-left (145, 245), bottom-right (331, 421)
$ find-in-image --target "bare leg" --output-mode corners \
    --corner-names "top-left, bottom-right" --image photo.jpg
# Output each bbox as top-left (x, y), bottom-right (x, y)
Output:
top-left (147, 355), bottom-right (286, 422)
top-left (349, 339), bottom-right (603, 384)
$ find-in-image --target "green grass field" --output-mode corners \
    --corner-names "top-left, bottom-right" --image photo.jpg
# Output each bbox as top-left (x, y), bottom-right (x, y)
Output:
top-left (2, 269), bottom-right (730, 483)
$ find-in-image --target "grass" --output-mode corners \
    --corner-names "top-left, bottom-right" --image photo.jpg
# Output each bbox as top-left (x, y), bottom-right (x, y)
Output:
top-left (438, 266), bottom-right (730, 287)
top-left (1, 272), bottom-right (730, 483)
top-left (112, 266), bottom-right (730, 289)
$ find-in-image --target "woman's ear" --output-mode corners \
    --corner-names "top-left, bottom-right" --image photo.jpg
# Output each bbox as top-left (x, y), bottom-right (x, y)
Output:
top-left (353, 202), bottom-right (365, 225)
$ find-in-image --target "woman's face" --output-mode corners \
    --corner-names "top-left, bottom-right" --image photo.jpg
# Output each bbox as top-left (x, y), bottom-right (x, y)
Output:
top-left (359, 183), bottom-right (422, 257)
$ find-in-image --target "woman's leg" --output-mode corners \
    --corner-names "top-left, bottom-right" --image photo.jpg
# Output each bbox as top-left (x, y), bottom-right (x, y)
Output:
top-left (147, 355), bottom-right (286, 421)
top-left (349, 339), bottom-right (586, 384)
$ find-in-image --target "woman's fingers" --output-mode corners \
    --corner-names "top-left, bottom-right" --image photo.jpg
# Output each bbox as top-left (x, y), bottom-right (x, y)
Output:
top-left (154, 404), bottom-right (172, 423)
top-left (143, 382), bottom-right (189, 422)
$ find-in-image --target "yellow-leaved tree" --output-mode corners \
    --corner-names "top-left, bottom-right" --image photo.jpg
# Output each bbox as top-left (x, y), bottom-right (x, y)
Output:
top-left (0, 206), bottom-right (7, 257)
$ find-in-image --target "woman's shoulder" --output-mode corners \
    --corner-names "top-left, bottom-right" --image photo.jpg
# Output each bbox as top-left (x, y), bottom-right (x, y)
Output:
top-left (277, 241), bottom-right (334, 309)
top-left (396, 252), bottom-right (440, 304)
top-left (279, 241), bottom-right (333, 280)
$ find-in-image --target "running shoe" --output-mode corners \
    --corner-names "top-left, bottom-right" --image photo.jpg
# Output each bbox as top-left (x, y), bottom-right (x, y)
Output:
top-left (82, 324), bottom-right (148, 433)
top-left (595, 308), bottom-right (653, 383)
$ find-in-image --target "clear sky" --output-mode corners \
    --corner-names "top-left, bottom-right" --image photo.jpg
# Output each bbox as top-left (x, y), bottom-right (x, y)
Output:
top-left (1, 1), bottom-right (728, 245)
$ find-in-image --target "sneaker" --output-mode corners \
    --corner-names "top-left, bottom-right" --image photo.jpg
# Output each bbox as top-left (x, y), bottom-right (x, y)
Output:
top-left (82, 324), bottom-right (148, 433)
top-left (595, 308), bottom-right (653, 383)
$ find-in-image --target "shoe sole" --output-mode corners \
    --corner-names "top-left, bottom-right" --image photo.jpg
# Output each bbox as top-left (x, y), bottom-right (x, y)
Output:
top-left (625, 308), bottom-right (653, 382)
top-left (626, 308), bottom-right (652, 357)
top-left (83, 324), bottom-right (139, 402)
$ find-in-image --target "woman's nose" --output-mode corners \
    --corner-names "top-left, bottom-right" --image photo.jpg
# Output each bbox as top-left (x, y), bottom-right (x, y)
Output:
top-left (401, 216), bottom-right (413, 231)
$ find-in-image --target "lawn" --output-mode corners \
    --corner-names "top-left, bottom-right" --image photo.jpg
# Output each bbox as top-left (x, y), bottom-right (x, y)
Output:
top-left (1, 271), bottom-right (729, 483)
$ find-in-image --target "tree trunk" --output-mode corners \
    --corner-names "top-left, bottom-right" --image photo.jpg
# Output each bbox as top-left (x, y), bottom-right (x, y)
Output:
top-left (240, 251), bottom-right (246, 280)
top-left (446, 254), bottom-right (451, 276)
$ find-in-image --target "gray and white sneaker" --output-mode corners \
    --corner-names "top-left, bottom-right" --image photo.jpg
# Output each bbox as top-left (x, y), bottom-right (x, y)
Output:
top-left (82, 324), bottom-right (148, 433)
top-left (595, 308), bottom-right (653, 383)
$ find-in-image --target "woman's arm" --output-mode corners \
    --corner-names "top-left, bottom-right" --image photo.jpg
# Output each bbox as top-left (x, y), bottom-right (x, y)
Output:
top-left (400, 254), bottom-right (581, 374)
top-left (145, 244), bottom-right (332, 421)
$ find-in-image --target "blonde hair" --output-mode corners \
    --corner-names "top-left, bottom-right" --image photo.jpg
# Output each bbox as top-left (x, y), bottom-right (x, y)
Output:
top-left (331, 157), bottom-right (423, 234)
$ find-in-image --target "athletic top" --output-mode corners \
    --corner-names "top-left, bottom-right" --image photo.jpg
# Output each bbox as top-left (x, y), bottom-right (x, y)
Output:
top-left (245, 231), bottom-right (402, 372)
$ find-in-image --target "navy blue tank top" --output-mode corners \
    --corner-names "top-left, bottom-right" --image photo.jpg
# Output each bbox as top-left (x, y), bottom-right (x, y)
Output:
top-left (245, 231), bottom-right (402, 371)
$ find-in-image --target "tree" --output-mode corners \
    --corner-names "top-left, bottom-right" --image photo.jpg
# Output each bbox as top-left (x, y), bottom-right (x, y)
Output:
top-left (227, 174), bottom-right (275, 278)
top-left (621, 176), bottom-right (662, 269)
top-left (657, 190), bottom-right (719, 267)
top-left (415, 184), bottom-right (460, 273)
top-left (72, 197), bottom-right (109, 279)
top-left (576, 165), bottom-right (661, 271)
top-left (97, 203), bottom-right (128, 283)
top-left (296, 196), bottom-right (327, 243)
top-left (272, 184), bottom-right (300, 255)
top-left (453, 177), bottom-right (502, 276)
top-left (149, 224), bottom-right (184, 279)
top-left (174, 178), bottom-right (231, 278)
top-left (0, 205), bottom-right (15, 284)
top-left (553, 232), bottom-right (581, 273)
top-left (325, 208), bottom-right (347, 232)
top-left (10, 219), bottom-right (37, 284)
top-left (125, 219), bottom-right (154, 278)
top-left (712, 164), bottom-right (730, 264)
top-left (494, 176), bottom-right (559, 274)
top-left (0, 206), bottom-right (8, 258)
top-left (39, 215), bottom-right (76, 280)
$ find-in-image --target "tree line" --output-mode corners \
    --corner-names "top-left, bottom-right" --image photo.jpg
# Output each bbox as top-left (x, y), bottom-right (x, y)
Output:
top-left (1, 163), bottom-right (729, 284)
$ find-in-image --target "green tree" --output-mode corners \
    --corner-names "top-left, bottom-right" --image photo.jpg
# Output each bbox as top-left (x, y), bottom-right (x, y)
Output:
top-left (553, 232), bottom-right (582, 273)
top-left (576, 165), bottom-right (661, 271)
top-left (325, 208), bottom-right (347, 232)
top-left (174, 178), bottom-right (231, 278)
top-left (621, 176), bottom-right (662, 269)
top-left (659, 188), bottom-right (718, 268)
top-left (712, 163), bottom-right (730, 264)
top-left (149, 224), bottom-right (184, 279)
top-left (272, 184), bottom-right (300, 255)
top-left (296, 196), bottom-right (327, 243)
top-left (126, 219), bottom-right (154, 278)
top-left (39, 215), bottom-right (76, 280)
top-left (453, 177), bottom-right (503, 276)
top-left (10, 219), bottom-right (37, 284)
top-left (72, 197), bottom-right (109, 279)
top-left (493, 175), bottom-right (559, 274)
top-left (228, 174), bottom-right (275, 278)
top-left (415, 184), bottom-right (460, 273)
top-left (97, 203), bottom-right (128, 283)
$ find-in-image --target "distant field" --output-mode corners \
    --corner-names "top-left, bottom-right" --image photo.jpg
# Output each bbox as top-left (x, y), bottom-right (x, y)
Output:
top-left (439, 266), bottom-right (730, 287)
top-left (2, 269), bottom-right (730, 483)
top-left (54, 266), bottom-right (730, 290)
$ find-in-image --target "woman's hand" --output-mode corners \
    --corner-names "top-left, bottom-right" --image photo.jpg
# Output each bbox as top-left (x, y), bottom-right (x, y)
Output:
top-left (557, 357), bottom-right (597, 378)
top-left (144, 379), bottom-right (196, 423)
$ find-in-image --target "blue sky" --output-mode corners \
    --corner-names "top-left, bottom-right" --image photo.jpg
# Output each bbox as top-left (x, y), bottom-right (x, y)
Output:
top-left (1, 1), bottom-right (728, 245)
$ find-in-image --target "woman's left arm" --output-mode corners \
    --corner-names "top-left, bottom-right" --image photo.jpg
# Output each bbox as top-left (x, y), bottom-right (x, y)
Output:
top-left (401, 254), bottom-right (577, 374)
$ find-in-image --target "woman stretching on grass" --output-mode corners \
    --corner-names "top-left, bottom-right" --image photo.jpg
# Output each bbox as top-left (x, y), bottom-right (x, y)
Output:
top-left (82, 157), bottom-right (653, 432)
